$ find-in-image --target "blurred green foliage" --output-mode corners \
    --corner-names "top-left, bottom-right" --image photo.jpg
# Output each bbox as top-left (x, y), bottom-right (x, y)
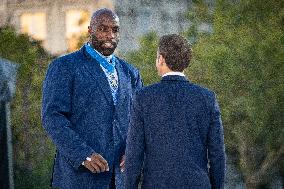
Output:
top-left (0, 26), bottom-right (55, 189)
top-left (186, 0), bottom-right (284, 187)
top-left (125, 31), bottom-right (160, 86)
top-left (125, 0), bottom-right (284, 187)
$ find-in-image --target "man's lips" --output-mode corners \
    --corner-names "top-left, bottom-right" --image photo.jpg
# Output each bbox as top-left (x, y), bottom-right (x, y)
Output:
top-left (102, 42), bottom-right (116, 48)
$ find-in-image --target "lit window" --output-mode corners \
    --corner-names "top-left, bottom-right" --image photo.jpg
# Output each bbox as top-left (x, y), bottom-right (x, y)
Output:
top-left (20, 12), bottom-right (46, 40)
top-left (66, 10), bottom-right (90, 51)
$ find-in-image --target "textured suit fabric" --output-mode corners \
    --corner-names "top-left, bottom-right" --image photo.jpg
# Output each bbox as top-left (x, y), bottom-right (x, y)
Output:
top-left (42, 45), bottom-right (142, 189)
top-left (125, 75), bottom-right (225, 189)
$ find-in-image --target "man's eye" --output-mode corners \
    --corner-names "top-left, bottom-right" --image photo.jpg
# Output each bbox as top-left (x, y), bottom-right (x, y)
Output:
top-left (96, 27), bottom-right (119, 33)
top-left (113, 28), bottom-right (119, 33)
top-left (97, 27), bottom-right (107, 32)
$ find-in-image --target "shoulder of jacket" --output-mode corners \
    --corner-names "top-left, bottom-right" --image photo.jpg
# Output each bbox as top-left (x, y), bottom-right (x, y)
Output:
top-left (134, 82), bottom-right (159, 98)
top-left (190, 83), bottom-right (215, 97)
top-left (49, 50), bottom-right (82, 69)
top-left (115, 57), bottom-right (139, 73)
top-left (188, 83), bottom-right (217, 112)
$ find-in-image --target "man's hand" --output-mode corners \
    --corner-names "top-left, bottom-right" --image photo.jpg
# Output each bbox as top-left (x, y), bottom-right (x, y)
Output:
top-left (120, 154), bottom-right (125, 172)
top-left (83, 153), bottom-right (109, 173)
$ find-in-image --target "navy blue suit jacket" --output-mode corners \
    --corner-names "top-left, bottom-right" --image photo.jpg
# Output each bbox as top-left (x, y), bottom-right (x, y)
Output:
top-left (42, 46), bottom-right (142, 189)
top-left (125, 75), bottom-right (225, 189)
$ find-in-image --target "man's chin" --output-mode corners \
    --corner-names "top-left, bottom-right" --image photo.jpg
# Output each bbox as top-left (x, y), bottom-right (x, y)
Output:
top-left (101, 48), bottom-right (116, 56)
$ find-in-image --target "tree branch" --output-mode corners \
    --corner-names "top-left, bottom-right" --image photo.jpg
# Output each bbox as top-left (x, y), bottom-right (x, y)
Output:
top-left (251, 144), bottom-right (284, 182)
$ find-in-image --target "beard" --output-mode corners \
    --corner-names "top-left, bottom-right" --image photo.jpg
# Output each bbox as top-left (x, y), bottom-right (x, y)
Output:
top-left (90, 35), bottom-right (118, 56)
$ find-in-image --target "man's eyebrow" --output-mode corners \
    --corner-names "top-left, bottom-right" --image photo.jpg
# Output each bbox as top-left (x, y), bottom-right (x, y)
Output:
top-left (96, 24), bottom-right (120, 28)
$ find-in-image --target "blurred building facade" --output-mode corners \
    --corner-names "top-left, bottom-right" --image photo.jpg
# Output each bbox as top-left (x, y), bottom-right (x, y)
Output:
top-left (0, 0), bottom-right (191, 55)
top-left (0, 0), bottom-right (113, 55)
top-left (114, 0), bottom-right (191, 53)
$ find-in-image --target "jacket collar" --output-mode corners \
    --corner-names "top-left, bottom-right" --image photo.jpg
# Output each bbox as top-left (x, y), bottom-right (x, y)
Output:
top-left (161, 75), bottom-right (189, 82)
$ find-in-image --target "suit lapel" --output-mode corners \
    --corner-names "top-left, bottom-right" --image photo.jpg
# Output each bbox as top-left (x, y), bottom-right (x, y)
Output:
top-left (112, 59), bottom-right (131, 142)
top-left (80, 46), bottom-right (113, 105)
top-left (115, 59), bottom-right (130, 105)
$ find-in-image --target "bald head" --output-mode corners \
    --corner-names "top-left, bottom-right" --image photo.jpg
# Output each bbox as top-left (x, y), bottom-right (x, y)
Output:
top-left (88, 8), bottom-right (120, 56)
top-left (90, 8), bottom-right (119, 25)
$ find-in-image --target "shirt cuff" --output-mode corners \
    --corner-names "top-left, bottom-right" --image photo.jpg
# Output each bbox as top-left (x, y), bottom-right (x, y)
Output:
top-left (82, 157), bottom-right (92, 165)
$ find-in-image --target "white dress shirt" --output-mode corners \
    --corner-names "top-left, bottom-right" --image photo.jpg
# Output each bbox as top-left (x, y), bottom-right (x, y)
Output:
top-left (162, 71), bottom-right (185, 77)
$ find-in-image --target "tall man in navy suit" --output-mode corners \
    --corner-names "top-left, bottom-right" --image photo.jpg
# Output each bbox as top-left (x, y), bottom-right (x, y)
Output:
top-left (125, 34), bottom-right (225, 189)
top-left (42, 8), bottom-right (142, 189)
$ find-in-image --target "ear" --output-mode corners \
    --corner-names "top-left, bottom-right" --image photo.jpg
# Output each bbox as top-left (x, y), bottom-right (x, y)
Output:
top-left (88, 26), bottom-right (92, 35)
top-left (159, 54), bottom-right (165, 66)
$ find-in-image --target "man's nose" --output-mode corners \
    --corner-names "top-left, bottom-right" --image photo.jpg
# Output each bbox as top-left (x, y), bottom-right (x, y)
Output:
top-left (105, 29), bottom-right (115, 39)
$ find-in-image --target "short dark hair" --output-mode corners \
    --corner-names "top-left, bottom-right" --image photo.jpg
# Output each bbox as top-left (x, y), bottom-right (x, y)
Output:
top-left (158, 34), bottom-right (192, 72)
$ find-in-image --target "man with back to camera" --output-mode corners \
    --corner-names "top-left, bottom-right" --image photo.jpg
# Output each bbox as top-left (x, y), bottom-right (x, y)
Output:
top-left (42, 8), bottom-right (142, 189)
top-left (125, 34), bottom-right (225, 189)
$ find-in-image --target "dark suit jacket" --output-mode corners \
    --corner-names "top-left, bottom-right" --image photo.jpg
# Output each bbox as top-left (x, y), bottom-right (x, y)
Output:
top-left (42, 45), bottom-right (142, 189)
top-left (125, 75), bottom-right (225, 189)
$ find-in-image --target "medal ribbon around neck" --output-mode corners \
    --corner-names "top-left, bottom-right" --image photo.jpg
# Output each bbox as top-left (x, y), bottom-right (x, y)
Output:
top-left (85, 44), bottom-right (116, 73)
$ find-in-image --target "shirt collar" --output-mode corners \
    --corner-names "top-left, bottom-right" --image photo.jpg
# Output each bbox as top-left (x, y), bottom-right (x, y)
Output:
top-left (162, 71), bottom-right (185, 77)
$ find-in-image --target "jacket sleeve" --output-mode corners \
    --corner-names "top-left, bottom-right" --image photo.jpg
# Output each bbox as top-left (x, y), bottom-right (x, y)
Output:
top-left (41, 60), bottom-right (94, 169)
top-left (134, 69), bottom-right (143, 90)
top-left (125, 94), bottom-right (145, 189)
top-left (207, 92), bottom-right (226, 189)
